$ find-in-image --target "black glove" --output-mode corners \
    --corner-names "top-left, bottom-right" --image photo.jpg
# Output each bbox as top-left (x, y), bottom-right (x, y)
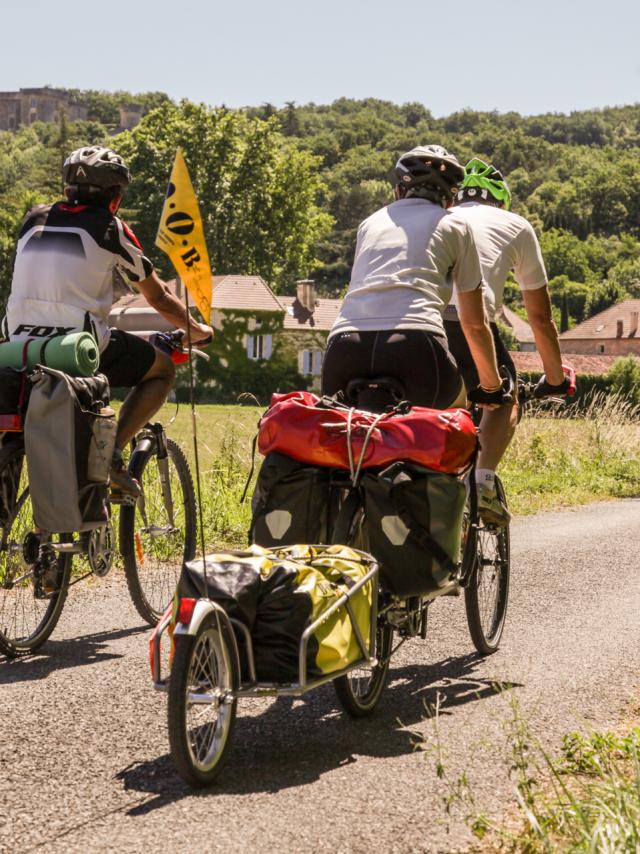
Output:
top-left (468, 377), bottom-right (514, 407)
top-left (534, 376), bottom-right (570, 399)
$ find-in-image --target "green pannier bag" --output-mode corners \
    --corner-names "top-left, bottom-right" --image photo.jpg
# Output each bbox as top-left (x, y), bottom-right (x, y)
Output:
top-left (362, 461), bottom-right (467, 597)
top-left (180, 544), bottom-right (374, 684)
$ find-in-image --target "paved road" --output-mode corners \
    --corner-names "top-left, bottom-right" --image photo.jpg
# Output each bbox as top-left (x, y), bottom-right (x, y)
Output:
top-left (2, 500), bottom-right (639, 854)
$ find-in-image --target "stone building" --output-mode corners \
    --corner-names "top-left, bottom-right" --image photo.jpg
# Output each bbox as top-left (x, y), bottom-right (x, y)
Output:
top-left (559, 299), bottom-right (640, 356)
top-left (0, 87), bottom-right (88, 130)
top-left (118, 103), bottom-right (144, 131)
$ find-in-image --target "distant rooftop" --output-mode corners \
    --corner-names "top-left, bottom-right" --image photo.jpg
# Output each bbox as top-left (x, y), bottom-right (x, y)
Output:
top-left (560, 299), bottom-right (640, 340)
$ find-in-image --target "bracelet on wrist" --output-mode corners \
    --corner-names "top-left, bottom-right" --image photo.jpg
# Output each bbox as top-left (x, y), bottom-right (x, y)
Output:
top-left (480, 383), bottom-right (502, 393)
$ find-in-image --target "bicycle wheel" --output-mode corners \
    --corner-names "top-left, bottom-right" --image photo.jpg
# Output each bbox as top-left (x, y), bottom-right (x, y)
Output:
top-left (121, 438), bottom-right (197, 625)
top-left (0, 444), bottom-right (71, 657)
top-left (464, 477), bottom-right (510, 655)
top-left (331, 496), bottom-right (392, 716)
top-left (168, 612), bottom-right (238, 786)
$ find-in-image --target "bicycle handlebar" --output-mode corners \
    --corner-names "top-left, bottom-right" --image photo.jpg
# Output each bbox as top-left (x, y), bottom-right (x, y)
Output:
top-left (148, 330), bottom-right (211, 364)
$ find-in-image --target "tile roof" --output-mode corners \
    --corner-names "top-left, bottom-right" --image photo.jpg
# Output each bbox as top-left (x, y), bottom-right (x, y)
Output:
top-left (511, 351), bottom-right (616, 375)
top-left (111, 275), bottom-right (284, 314)
top-left (279, 296), bottom-right (342, 331)
top-left (499, 305), bottom-right (535, 343)
top-left (211, 275), bottom-right (283, 313)
top-left (559, 299), bottom-right (640, 340)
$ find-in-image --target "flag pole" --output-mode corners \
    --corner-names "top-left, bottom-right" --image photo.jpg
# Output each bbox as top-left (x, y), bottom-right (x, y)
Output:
top-left (180, 277), bottom-right (208, 569)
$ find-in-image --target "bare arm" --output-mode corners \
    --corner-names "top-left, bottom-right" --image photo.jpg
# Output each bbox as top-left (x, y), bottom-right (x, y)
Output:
top-left (138, 272), bottom-right (212, 344)
top-left (457, 288), bottom-right (501, 390)
top-left (522, 288), bottom-right (564, 385)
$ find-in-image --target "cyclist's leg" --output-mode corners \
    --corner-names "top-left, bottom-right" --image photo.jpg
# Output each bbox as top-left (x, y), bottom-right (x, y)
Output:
top-left (114, 350), bottom-right (175, 448)
top-left (99, 330), bottom-right (175, 449)
top-left (444, 319), bottom-right (516, 523)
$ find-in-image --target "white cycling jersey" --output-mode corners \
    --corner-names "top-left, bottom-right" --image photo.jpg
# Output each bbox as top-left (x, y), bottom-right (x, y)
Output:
top-left (4, 202), bottom-right (153, 351)
top-left (329, 197), bottom-right (483, 339)
top-left (448, 201), bottom-right (547, 321)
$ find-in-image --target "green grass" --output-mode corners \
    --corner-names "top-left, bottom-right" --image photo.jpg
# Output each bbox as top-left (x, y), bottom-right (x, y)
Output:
top-left (501, 393), bottom-right (640, 516)
top-left (419, 692), bottom-right (640, 852)
top-left (490, 701), bottom-right (640, 852)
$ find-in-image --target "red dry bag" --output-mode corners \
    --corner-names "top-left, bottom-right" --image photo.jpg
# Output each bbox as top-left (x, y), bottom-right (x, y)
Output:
top-left (257, 391), bottom-right (477, 475)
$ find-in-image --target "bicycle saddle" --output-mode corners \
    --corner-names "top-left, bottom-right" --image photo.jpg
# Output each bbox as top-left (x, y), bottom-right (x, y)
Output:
top-left (344, 376), bottom-right (406, 413)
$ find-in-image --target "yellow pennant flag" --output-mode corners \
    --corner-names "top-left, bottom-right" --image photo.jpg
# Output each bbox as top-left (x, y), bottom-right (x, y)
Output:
top-left (155, 148), bottom-right (212, 324)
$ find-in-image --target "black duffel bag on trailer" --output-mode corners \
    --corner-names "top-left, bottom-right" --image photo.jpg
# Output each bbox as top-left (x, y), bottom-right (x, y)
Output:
top-left (362, 461), bottom-right (467, 597)
top-left (24, 366), bottom-right (116, 533)
top-left (250, 451), bottom-right (334, 548)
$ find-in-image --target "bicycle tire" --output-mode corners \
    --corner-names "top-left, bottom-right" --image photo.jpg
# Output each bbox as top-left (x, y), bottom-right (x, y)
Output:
top-left (331, 497), bottom-right (392, 716)
top-left (0, 443), bottom-right (71, 658)
top-left (121, 438), bottom-right (197, 626)
top-left (168, 612), bottom-right (238, 786)
top-left (464, 476), bottom-right (510, 655)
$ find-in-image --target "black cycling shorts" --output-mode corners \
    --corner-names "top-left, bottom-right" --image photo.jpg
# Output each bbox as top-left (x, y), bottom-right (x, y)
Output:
top-left (443, 320), bottom-right (517, 393)
top-left (99, 329), bottom-right (156, 389)
top-left (321, 329), bottom-right (463, 409)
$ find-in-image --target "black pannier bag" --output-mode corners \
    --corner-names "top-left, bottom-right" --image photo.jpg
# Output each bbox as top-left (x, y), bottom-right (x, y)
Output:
top-left (24, 367), bottom-right (116, 533)
top-left (250, 451), bottom-right (333, 547)
top-left (362, 462), bottom-right (467, 597)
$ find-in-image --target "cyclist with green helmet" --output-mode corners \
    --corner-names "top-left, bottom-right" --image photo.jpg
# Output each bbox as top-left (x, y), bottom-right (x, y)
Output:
top-left (445, 158), bottom-right (566, 525)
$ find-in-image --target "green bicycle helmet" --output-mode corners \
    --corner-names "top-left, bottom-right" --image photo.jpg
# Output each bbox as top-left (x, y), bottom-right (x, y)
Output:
top-left (457, 158), bottom-right (511, 209)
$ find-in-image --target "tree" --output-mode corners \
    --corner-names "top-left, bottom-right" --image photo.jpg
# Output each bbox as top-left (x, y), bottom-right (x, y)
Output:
top-left (608, 355), bottom-right (640, 405)
top-left (116, 102), bottom-right (333, 290)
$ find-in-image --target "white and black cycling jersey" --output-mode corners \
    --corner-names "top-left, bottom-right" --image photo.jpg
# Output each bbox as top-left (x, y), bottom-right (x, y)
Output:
top-left (4, 202), bottom-right (154, 351)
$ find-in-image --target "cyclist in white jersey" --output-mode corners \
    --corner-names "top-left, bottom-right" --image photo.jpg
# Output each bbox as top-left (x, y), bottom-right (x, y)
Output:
top-left (4, 146), bottom-right (213, 496)
top-left (322, 146), bottom-right (511, 411)
top-left (445, 159), bottom-right (566, 524)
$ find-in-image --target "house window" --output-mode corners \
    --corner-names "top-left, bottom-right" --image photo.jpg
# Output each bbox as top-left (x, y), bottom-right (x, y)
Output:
top-left (598, 344), bottom-right (605, 354)
top-left (301, 349), bottom-right (323, 376)
top-left (29, 109), bottom-right (37, 124)
top-left (246, 334), bottom-right (272, 361)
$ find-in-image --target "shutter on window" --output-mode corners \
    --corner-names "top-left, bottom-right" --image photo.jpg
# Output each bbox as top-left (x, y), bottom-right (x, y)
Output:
top-left (264, 334), bottom-right (273, 359)
top-left (313, 350), bottom-right (322, 375)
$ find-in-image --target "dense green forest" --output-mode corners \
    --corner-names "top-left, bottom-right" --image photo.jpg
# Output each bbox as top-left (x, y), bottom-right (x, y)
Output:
top-left (1, 91), bottom-right (639, 329)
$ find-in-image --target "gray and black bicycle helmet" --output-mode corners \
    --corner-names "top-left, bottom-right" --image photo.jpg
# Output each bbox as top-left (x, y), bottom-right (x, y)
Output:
top-left (395, 145), bottom-right (465, 205)
top-left (62, 146), bottom-right (131, 190)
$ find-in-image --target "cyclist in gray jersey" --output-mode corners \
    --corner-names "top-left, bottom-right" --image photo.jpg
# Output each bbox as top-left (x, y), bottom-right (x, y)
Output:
top-left (323, 146), bottom-right (510, 411)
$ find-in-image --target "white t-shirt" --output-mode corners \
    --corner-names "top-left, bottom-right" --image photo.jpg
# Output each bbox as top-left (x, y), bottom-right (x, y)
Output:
top-left (329, 198), bottom-right (483, 339)
top-left (449, 202), bottom-right (547, 321)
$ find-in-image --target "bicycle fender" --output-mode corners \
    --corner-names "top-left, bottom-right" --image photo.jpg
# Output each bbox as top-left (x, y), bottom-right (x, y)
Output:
top-left (174, 599), bottom-right (227, 637)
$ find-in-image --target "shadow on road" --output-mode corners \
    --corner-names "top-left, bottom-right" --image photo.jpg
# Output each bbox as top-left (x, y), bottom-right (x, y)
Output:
top-left (0, 624), bottom-right (149, 683)
top-left (118, 651), bottom-right (522, 815)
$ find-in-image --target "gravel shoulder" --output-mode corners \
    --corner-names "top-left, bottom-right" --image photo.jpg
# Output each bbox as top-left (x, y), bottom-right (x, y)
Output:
top-left (2, 499), bottom-right (639, 854)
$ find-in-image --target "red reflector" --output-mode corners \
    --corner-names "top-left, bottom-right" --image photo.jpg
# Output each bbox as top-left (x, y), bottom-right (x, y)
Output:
top-left (178, 597), bottom-right (197, 624)
top-left (0, 414), bottom-right (23, 431)
top-left (170, 351), bottom-right (189, 365)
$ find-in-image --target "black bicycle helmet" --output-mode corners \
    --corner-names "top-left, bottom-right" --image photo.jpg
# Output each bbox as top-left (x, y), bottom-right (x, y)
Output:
top-left (62, 146), bottom-right (131, 190)
top-left (394, 145), bottom-right (465, 204)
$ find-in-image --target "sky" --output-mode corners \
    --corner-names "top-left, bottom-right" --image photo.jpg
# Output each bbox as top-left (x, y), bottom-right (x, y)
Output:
top-left (1, 0), bottom-right (638, 117)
